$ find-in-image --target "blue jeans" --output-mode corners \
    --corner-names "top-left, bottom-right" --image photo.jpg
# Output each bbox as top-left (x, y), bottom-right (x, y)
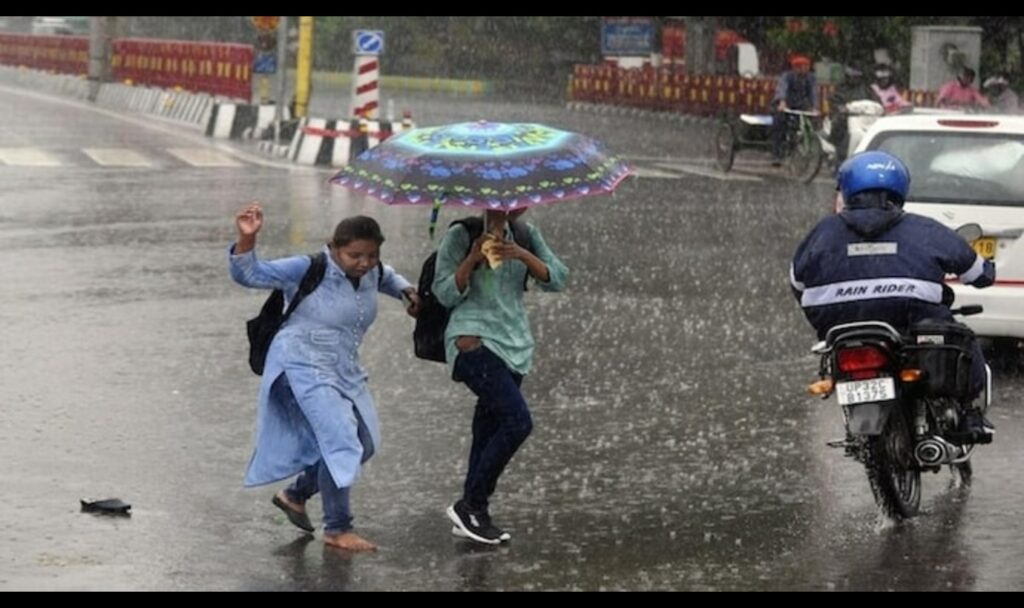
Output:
top-left (453, 346), bottom-right (533, 512)
top-left (285, 462), bottom-right (352, 535)
top-left (273, 375), bottom-right (374, 535)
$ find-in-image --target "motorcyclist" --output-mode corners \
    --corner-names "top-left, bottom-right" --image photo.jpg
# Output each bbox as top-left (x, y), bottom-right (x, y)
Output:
top-left (828, 65), bottom-right (873, 164)
top-left (790, 151), bottom-right (995, 443)
top-left (936, 67), bottom-right (990, 110)
top-left (870, 64), bottom-right (912, 113)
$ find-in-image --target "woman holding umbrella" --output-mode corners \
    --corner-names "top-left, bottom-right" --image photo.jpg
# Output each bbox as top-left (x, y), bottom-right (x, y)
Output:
top-left (331, 120), bottom-right (629, 544)
top-left (433, 208), bottom-right (568, 544)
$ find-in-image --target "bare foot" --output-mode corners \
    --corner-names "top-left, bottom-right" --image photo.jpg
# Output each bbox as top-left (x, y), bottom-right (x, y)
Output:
top-left (275, 490), bottom-right (306, 514)
top-left (324, 532), bottom-right (378, 552)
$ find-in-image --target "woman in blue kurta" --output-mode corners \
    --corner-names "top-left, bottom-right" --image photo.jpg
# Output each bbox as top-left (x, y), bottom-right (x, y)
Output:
top-left (229, 202), bottom-right (419, 551)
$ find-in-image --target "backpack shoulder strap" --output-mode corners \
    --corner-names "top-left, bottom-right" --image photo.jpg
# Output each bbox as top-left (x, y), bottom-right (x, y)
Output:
top-left (283, 252), bottom-right (327, 320)
top-left (448, 217), bottom-right (484, 255)
top-left (510, 221), bottom-right (540, 291)
top-left (509, 220), bottom-right (535, 253)
top-left (376, 261), bottom-right (384, 289)
top-left (450, 217), bottom-right (483, 243)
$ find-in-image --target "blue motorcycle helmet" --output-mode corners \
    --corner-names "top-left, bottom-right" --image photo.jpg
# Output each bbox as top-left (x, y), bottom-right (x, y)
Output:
top-left (836, 150), bottom-right (911, 204)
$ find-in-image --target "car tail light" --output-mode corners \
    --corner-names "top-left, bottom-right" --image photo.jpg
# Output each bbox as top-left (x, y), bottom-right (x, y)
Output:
top-left (937, 119), bottom-right (998, 128)
top-left (836, 346), bottom-right (890, 373)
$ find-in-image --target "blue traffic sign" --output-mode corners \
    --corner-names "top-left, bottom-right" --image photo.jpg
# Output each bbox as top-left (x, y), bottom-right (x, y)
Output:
top-left (253, 52), bottom-right (277, 74)
top-left (601, 17), bottom-right (653, 57)
top-left (353, 30), bottom-right (384, 56)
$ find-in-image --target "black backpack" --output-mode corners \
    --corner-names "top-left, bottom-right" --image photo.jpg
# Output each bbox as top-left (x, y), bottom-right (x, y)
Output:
top-left (413, 218), bottom-right (534, 363)
top-left (245, 253), bottom-right (383, 375)
top-left (246, 253), bottom-right (328, 375)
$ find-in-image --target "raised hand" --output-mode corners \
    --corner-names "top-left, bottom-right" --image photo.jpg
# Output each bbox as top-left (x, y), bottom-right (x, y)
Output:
top-left (236, 202), bottom-right (264, 237)
top-left (234, 202), bottom-right (263, 254)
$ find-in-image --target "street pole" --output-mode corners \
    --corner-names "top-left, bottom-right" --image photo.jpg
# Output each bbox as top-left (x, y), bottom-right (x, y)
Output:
top-left (87, 17), bottom-right (114, 102)
top-left (274, 16), bottom-right (288, 147)
top-left (295, 16), bottom-right (313, 118)
top-left (684, 16), bottom-right (716, 75)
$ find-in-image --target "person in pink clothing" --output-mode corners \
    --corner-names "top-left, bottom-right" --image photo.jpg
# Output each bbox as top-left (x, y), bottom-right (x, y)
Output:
top-left (870, 65), bottom-right (912, 113)
top-left (936, 67), bottom-right (990, 109)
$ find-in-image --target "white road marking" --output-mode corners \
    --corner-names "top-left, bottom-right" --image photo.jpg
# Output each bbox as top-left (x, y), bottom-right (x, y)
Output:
top-left (83, 148), bottom-right (154, 167)
top-left (165, 148), bottom-right (244, 167)
top-left (634, 160), bottom-right (764, 182)
top-left (0, 147), bottom-right (62, 167)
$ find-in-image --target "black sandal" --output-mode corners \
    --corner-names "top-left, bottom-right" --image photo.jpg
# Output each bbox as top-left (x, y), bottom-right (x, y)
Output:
top-left (272, 494), bottom-right (314, 533)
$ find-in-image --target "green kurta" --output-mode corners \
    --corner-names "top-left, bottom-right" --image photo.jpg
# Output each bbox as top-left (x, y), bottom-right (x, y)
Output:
top-left (432, 222), bottom-right (568, 375)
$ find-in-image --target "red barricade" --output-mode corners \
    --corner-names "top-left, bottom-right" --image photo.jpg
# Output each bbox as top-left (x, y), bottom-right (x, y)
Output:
top-left (0, 33), bottom-right (252, 100)
top-left (113, 38), bottom-right (252, 99)
top-left (568, 63), bottom-right (944, 117)
top-left (0, 33), bottom-right (88, 74)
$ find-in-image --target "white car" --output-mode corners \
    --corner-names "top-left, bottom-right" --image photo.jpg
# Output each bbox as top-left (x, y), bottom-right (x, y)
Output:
top-left (853, 112), bottom-right (1024, 341)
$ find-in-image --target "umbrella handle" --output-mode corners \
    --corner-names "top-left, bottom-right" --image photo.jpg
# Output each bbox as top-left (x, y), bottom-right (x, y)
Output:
top-left (428, 197), bottom-right (445, 240)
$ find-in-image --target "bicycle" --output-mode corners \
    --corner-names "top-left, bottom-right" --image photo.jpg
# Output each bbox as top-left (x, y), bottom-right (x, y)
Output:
top-left (779, 109), bottom-right (824, 183)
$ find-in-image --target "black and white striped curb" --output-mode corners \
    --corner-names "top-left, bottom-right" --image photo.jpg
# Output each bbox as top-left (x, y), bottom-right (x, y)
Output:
top-left (205, 102), bottom-right (290, 140)
top-left (252, 116), bottom-right (415, 168)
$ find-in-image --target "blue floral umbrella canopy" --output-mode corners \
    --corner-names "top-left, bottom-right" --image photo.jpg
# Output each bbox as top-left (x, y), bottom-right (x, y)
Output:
top-left (330, 121), bottom-right (632, 234)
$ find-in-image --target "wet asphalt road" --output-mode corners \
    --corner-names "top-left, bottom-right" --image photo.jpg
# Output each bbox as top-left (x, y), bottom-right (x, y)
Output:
top-left (1, 81), bottom-right (1022, 590)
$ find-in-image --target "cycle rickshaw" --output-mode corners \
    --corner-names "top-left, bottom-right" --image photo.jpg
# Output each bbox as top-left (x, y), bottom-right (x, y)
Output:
top-left (713, 108), bottom-right (824, 183)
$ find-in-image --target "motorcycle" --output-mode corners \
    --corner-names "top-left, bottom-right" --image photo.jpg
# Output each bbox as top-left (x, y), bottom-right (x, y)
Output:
top-left (807, 298), bottom-right (991, 520)
top-left (819, 99), bottom-right (886, 171)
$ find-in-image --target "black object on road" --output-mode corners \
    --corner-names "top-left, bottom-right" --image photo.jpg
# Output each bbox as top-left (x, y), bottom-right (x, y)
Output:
top-left (80, 498), bottom-right (132, 516)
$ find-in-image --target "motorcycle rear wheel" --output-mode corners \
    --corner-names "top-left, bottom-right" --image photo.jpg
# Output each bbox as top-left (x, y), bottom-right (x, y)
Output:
top-left (864, 408), bottom-right (921, 519)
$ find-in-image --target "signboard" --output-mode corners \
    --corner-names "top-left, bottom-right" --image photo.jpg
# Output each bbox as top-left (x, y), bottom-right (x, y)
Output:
top-left (352, 30), bottom-right (384, 56)
top-left (601, 17), bottom-right (654, 56)
top-left (253, 52), bottom-right (277, 74)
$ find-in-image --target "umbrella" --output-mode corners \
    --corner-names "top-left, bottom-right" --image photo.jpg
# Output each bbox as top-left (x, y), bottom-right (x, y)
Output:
top-left (329, 120), bottom-right (632, 236)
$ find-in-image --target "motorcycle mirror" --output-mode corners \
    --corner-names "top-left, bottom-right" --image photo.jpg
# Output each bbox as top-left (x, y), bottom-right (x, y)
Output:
top-left (955, 223), bottom-right (983, 243)
top-left (953, 305), bottom-right (984, 316)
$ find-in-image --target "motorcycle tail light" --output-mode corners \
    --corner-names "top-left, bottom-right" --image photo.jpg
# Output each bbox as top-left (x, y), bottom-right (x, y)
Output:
top-left (836, 346), bottom-right (889, 373)
top-left (848, 370), bottom-right (880, 380)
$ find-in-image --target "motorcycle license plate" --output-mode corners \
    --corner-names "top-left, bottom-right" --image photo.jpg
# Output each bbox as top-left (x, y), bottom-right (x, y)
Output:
top-left (835, 377), bottom-right (895, 405)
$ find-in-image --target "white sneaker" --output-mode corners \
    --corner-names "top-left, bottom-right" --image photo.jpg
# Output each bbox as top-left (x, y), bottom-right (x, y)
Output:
top-left (450, 525), bottom-right (511, 542)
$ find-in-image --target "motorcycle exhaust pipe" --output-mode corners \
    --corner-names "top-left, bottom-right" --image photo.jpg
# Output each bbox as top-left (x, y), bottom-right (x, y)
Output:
top-left (915, 437), bottom-right (954, 467)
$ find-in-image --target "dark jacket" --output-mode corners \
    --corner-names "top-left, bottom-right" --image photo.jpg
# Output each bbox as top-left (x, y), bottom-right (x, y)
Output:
top-left (790, 203), bottom-right (995, 339)
top-left (773, 70), bottom-right (819, 110)
top-left (829, 79), bottom-right (872, 112)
